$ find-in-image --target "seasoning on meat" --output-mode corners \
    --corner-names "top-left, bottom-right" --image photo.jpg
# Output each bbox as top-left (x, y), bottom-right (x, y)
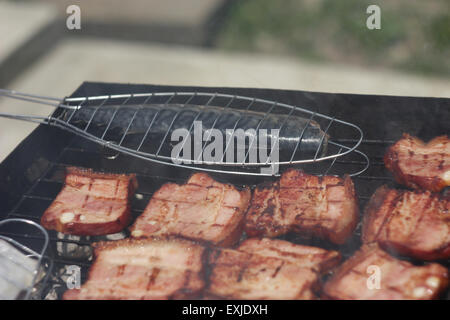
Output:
top-left (244, 169), bottom-right (359, 244)
top-left (130, 173), bottom-right (251, 247)
top-left (384, 134), bottom-right (450, 192)
top-left (362, 185), bottom-right (450, 260)
top-left (207, 238), bottom-right (341, 300)
top-left (41, 167), bottom-right (137, 236)
top-left (323, 244), bottom-right (449, 300)
top-left (63, 238), bottom-right (206, 300)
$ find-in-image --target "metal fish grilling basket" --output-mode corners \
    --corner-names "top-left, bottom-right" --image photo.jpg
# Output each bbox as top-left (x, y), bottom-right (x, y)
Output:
top-left (0, 89), bottom-right (369, 176)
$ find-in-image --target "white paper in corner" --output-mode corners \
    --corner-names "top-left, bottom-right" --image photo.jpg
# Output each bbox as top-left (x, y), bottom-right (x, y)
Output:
top-left (0, 239), bottom-right (38, 299)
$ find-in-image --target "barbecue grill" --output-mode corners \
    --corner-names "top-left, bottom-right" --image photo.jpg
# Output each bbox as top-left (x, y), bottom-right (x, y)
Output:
top-left (0, 82), bottom-right (448, 299)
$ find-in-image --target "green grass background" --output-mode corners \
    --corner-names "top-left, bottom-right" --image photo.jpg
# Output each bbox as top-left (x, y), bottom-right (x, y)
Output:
top-left (217, 0), bottom-right (450, 77)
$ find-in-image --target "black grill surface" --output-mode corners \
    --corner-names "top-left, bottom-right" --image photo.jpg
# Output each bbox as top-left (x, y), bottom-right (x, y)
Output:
top-left (0, 82), bottom-right (448, 299)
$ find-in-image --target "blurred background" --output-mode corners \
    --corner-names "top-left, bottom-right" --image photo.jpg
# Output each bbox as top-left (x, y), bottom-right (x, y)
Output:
top-left (0, 0), bottom-right (449, 161)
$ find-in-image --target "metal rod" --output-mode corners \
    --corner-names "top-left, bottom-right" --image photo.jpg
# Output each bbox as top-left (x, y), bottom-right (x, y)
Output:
top-left (289, 112), bottom-right (316, 163)
top-left (155, 109), bottom-right (184, 156)
top-left (0, 113), bottom-right (49, 125)
top-left (243, 102), bottom-right (277, 164)
top-left (118, 95), bottom-right (154, 146)
top-left (0, 89), bottom-right (74, 109)
top-left (173, 93), bottom-right (217, 163)
top-left (64, 97), bottom-right (88, 125)
top-left (220, 98), bottom-right (256, 163)
top-left (100, 95), bottom-right (132, 140)
top-left (154, 93), bottom-right (184, 156)
top-left (136, 93), bottom-right (174, 152)
top-left (196, 95), bottom-right (236, 163)
top-left (323, 147), bottom-right (343, 176)
top-left (264, 107), bottom-right (296, 165)
top-left (0, 88), bottom-right (61, 101)
top-left (313, 117), bottom-right (335, 161)
top-left (82, 96), bottom-right (109, 132)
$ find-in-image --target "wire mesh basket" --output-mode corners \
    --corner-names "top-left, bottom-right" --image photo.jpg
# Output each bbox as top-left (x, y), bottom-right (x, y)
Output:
top-left (0, 89), bottom-right (369, 176)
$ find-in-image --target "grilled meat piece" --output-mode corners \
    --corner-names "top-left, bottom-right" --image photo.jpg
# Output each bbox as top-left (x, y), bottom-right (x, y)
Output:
top-left (130, 173), bottom-right (251, 246)
top-left (244, 169), bottom-right (359, 244)
top-left (207, 238), bottom-right (341, 300)
top-left (41, 167), bottom-right (137, 236)
top-left (362, 186), bottom-right (450, 260)
top-left (63, 238), bottom-right (206, 300)
top-left (384, 134), bottom-right (450, 192)
top-left (236, 238), bottom-right (341, 273)
top-left (323, 244), bottom-right (449, 300)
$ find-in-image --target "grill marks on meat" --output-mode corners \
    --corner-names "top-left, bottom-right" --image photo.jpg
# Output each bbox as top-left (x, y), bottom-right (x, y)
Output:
top-left (384, 134), bottom-right (450, 192)
top-left (245, 169), bottom-right (359, 244)
top-left (323, 244), bottom-right (449, 300)
top-left (63, 238), bottom-right (206, 300)
top-left (207, 238), bottom-right (341, 300)
top-left (362, 186), bottom-right (450, 260)
top-left (41, 167), bottom-right (137, 236)
top-left (130, 173), bottom-right (251, 246)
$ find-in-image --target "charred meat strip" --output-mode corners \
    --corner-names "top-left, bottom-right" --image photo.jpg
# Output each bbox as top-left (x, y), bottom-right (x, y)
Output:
top-left (323, 244), bottom-right (449, 300)
top-left (63, 238), bottom-right (206, 300)
top-left (245, 169), bottom-right (359, 244)
top-left (41, 167), bottom-right (137, 236)
top-left (362, 186), bottom-right (450, 260)
top-left (130, 173), bottom-right (251, 246)
top-left (207, 238), bottom-right (341, 300)
top-left (384, 134), bottom-right (449, 192)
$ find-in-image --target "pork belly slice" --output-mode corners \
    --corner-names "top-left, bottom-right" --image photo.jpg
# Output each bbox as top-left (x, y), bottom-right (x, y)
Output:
top-left (207, 238), bottom-right (341, 300)
top-left (63, 238), bottom-right (206, 300)
top-left (41, 167), bottom-right (137, 236)
top-left (323, 244), bottom-right (448, 300)
top-left (130, 173), bottom-right (251, 246)
top-left (384, 134), bottom-right (449, 192)
top-left (362, 186), bottom-right (450, 260)
top-left (245, 169), bottom-right (359, 244)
